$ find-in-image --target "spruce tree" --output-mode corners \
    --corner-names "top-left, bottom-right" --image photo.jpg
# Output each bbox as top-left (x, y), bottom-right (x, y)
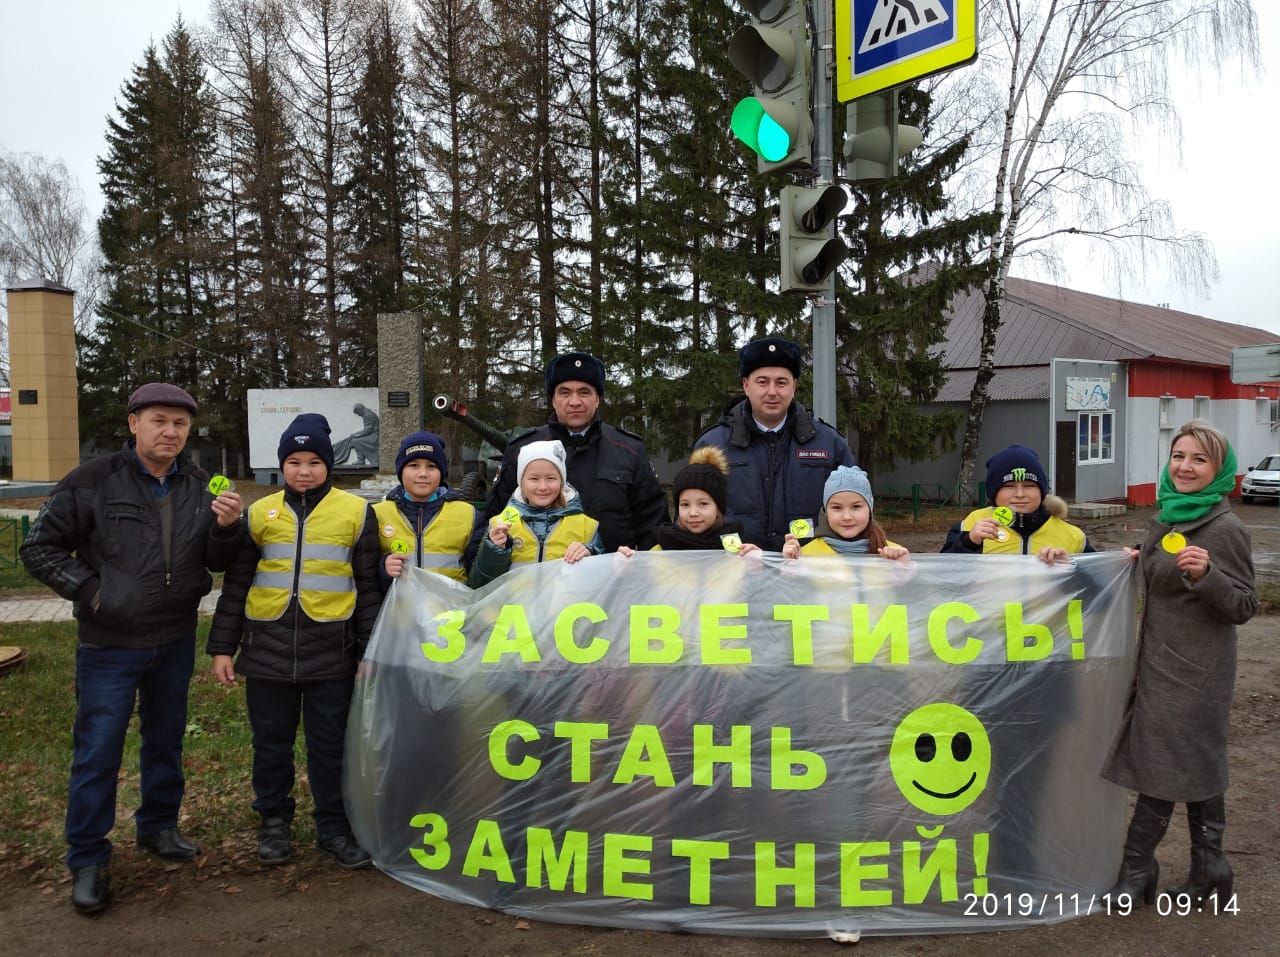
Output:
top-left (82, 20), bottom-right (221, 447)
top-left (835, 86), bottom-right (998, 483)
top-left (345, 0), bottom-right (414, 385)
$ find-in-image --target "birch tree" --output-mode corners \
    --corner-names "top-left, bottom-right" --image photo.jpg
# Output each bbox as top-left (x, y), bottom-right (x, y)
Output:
top-left (953, 0), bottom-right (1258, 492)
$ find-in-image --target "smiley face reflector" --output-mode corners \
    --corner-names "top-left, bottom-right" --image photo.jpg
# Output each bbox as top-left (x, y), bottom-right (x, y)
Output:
top-left (890, 703), bottom-right (992, 816)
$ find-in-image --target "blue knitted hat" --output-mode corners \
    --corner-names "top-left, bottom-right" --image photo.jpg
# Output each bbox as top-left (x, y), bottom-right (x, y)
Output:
top-left (823, 465), bottom-right (874, 511)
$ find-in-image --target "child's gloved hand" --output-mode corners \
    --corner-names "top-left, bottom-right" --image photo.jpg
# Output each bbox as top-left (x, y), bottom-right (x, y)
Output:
top-left (782, 533), bottom-right (801, 559)
top-left (968, 519), bottom-right (999, 545)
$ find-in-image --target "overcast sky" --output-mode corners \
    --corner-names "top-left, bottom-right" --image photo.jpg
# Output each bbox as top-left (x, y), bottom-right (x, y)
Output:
top-left (2, 0), bottom-right (1278, 337)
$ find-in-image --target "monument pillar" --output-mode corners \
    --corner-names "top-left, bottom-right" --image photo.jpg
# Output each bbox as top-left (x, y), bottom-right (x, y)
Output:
top-left (374, 312), bottom-right (425, 483)
top-left (6, 279), bottom-right (80, 482)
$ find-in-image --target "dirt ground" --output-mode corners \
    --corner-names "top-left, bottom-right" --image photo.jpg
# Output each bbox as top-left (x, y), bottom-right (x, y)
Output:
top-left (1, 505), bottom-right (1276, 956)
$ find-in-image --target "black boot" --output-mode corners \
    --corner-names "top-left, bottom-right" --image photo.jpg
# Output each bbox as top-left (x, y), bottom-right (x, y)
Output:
top-left (71, 865), bottom-right (111, 915)
top-left (1107, 794), bottom-right (1172, 908)
top-left (1167, 795), bottom-right (1234, 905)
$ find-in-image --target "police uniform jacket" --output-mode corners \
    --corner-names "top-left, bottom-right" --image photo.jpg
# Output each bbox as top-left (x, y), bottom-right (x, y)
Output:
top-left (694, 397), bottom-right (855, 551)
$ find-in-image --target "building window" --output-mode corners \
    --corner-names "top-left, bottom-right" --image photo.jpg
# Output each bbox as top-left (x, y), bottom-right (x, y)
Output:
top-left (1194, 395), bottom-right (1210, 421)
top-left (1078, 411), bottom-right (1114, 464)
top-left (1258, 397), bottom-right (1272, 425)
top-left (1159, 395), bottom-right (1174, 428)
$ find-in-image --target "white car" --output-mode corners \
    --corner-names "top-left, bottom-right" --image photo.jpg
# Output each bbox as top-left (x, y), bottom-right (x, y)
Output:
top-left (1241, 454), bottom-right (1280, 504)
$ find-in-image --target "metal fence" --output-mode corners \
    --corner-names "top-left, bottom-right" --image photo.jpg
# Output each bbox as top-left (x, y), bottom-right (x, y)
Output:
top-left (0, 516), bottom-right (30, 568)
top-left (874, 481), bottom-right (984, 521)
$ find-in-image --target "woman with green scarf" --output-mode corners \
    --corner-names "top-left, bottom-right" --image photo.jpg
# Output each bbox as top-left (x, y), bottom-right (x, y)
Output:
top-left (1102, 420), bottom-right (1258, 910)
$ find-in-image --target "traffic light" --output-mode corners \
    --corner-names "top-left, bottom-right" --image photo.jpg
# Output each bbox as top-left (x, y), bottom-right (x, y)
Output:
top-left (779, 183), bottom-right (848, 293)
top-left (728, 1), bottom-right (812, 173)
top-left (843, 90), bottom-right (922, 181)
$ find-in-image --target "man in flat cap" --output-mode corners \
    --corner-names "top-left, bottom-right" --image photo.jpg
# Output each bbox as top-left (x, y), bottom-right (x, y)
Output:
top-left (481, 351), bottom-right (668, 551)
top-left (21, 382), bottom-right (245, 915)
top-left (695, 336), bottom-right (854, 550)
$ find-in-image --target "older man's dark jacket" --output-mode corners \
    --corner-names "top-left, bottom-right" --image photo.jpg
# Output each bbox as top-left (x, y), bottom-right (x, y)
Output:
top-left (482, 418), bottom-right (668, 552)
top-left (694, 397), bottom-right (855, 551)
top-left (20, 443), bottom-right (243, 648)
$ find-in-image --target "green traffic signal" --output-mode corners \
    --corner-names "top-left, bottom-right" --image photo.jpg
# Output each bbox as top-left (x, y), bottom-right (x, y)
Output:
top-left (731, 97), bottom-right (793, 162)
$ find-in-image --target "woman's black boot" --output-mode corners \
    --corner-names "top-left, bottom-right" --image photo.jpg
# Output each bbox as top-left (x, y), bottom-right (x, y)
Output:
top-left (1107, 794), bottom-right (1172, 908)
top-left (1166, 795), bottom-right (1234, 905)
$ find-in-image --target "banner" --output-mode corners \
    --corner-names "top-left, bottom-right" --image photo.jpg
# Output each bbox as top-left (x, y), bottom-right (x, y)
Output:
top-left (346, 552), bottom-right (1138, 938)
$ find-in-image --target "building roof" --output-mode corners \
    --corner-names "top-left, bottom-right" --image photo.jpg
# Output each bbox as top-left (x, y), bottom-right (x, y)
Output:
top-left (5, 277), bottom-right (73, 295)
top-left (942, 276), bottom-right (1279, 369)
top-left (936, 366), bottom-right (1049, 403)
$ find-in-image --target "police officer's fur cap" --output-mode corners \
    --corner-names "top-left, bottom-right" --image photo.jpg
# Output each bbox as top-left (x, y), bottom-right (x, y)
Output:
top-left (739, 337), bottom-right (802, 379)
top-left (545, 352), bottom-right (606, 397)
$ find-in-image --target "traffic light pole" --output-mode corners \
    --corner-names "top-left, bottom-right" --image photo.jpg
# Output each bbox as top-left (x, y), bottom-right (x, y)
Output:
top-left (809, 0), bottom-right (837, 427)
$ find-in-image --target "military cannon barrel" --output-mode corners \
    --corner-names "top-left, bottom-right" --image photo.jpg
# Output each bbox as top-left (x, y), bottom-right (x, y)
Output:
top-left (432, 394), bottom-right (511, 452)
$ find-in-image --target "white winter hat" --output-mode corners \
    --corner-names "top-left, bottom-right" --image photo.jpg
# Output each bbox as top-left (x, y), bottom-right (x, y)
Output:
top-left (517, 440), bottom-right (569, 488)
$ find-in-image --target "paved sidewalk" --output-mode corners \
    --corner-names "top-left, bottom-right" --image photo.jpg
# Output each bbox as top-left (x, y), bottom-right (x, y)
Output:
top-left (0, 589), bottom-right (222, 624)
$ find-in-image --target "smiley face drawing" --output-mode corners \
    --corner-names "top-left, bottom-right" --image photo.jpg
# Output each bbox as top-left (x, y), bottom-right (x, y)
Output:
top-left (890, 703), bottom-right (992, 816)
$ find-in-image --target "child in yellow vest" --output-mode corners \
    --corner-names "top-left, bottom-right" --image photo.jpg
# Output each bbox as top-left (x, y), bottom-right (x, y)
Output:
top-left (207, 414), bottom-right (382, 870)
top-left (941, 444), bottom-right (1093, 562)
top-left (643, 446), bottom-right (761, 555)
top-left (375, 431), bottom-right (476, 584)
top-left (468, 440), bottom-right (603, 586)
top-left (781, 465), bottom-right (909, 560)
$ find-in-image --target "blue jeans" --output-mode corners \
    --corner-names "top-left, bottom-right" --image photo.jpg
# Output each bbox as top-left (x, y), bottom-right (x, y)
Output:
top-left (244, 676), bottom-right (355, 841)
top-left (66, 636), bottom-right (195, 870)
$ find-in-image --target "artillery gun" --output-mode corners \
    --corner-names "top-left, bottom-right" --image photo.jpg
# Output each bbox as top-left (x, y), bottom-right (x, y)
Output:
top-left (432, 394), bottom-right (514, 501)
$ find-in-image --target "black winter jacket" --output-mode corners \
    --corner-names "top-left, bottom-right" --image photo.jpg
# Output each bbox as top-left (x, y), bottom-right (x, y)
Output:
top-left (206, 481), bottom-right (384, 683)
top-left (19, 443), bottom-right (243, 648)
top-left (694, 398), bottom-right (855, 551)
top-left (482, 418), bottom-right (668, 552)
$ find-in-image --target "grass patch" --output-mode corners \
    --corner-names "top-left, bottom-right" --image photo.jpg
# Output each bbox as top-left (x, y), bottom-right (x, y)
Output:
top-left (1260, 583), bottom-right (1280, 615)
top-left (879, 506), bottom-right (970, 534)
top-left (0, 618), bottom-right (316, 877)
top-left (0, 562), bottom-right (43, 594)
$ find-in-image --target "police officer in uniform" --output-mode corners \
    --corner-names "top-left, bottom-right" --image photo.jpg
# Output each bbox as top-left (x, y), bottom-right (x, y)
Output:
top-left (695, 336), bottom-right (855, 551)
top-left (482, 352), bottom-right (668, 552)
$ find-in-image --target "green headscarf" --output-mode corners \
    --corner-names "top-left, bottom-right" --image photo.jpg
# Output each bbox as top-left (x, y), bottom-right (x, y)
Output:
top-left (1156, 442), bottom-right (1238, 525)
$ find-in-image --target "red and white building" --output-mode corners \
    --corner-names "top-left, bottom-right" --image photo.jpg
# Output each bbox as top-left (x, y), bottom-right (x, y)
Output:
top-left (874, 278), bottom-right (1280, 505)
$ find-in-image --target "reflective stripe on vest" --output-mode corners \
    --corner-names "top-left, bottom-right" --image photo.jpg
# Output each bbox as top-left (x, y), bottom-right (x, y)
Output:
top-left (246, 488), bottom-right (368, 622)
top-left (371, 499), bottom-right (474, 582)
top-left (960, 507), bottom-right (1086, 555)
top-left (508, 513), bottom-right (598, 563)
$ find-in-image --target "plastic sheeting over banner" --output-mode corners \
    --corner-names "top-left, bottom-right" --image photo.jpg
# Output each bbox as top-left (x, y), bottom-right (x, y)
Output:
top-left (346, 552), bottom-right (1138, 938)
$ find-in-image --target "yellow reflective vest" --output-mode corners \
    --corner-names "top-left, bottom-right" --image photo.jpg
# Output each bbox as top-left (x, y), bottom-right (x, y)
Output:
top-left (801, 536), bottom-right (901, 556)
top-left (371, 499), bottom-right (474, 582)
top-left (246, 488), bottom-right (368, 622)
top-left (508, 513), bottom-right (599, 563)
top-left (959, 507), bottom-right (1086, 555)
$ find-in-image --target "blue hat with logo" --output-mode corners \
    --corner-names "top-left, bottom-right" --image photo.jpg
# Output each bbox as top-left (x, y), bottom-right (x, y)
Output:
top-left (277, 413), bottom-right (334, 473)
top-left (984, 445), bottom-right (1048, 504)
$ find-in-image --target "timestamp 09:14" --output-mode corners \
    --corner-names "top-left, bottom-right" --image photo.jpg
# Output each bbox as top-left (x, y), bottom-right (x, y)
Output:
top-left (962, 891), bottom-right (1240, 917)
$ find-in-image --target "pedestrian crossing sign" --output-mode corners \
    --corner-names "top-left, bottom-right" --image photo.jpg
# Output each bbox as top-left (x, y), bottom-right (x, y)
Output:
top-left (836, 0), bottom-right (978, 103)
